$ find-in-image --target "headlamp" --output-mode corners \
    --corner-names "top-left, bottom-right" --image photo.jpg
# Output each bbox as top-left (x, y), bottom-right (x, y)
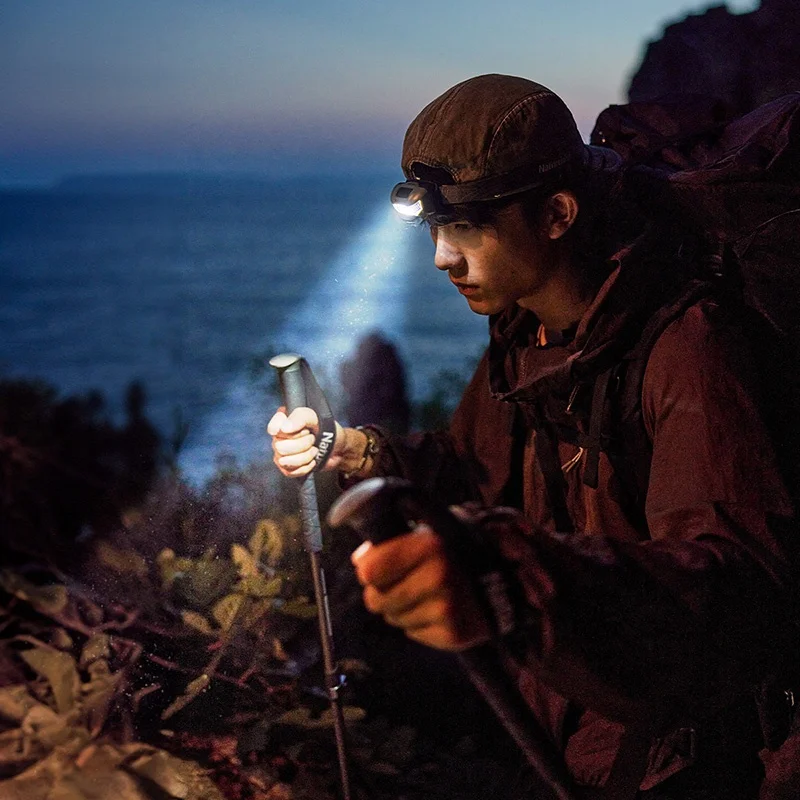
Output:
top-left (390, 180), bottom-right (438, 221)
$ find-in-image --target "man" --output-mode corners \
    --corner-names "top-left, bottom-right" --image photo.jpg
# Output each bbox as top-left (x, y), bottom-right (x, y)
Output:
top-left (268, 75), bottom-right (797, 798)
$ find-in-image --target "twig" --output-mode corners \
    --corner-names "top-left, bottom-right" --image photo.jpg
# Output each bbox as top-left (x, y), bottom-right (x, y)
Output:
top-left (143, 652), bottom-right (266, 699)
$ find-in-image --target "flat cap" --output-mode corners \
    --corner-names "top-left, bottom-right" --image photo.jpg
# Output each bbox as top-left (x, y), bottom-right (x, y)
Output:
top-left (402, 74), bottom-right (589, 203)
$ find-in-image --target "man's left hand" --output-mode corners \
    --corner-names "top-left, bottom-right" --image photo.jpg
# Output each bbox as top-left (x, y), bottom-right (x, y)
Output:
top-left (351, 526), bottom-right (492, 651)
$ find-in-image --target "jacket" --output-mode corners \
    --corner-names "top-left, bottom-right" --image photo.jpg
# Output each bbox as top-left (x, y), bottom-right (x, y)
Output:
top-left (364, 240), bottom-right (798, 793)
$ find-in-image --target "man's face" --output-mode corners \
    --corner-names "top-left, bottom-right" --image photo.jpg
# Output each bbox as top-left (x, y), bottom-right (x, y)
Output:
top-left (430, 202), bottom-right (553, 316)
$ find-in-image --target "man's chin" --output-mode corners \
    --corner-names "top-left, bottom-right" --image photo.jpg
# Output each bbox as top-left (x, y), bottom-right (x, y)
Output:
top-left (464, 295), bottom-right (500, 316)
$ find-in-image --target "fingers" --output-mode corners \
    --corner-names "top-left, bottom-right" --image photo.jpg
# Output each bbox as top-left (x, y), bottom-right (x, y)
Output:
top-left (267, 406), bottom-right (319, 437)
top-left (273, 443), bottom-right (318, 475)
top-left (362, 558), bottom-right (449, 621)
top-left (351, 527), bottom-right (441, 591)
top-left (268, 406), bottom-right (321, 476)
top-left (351, 527), bottom-right (492, 651)
top-left (273, 431), bottom-right (316, 460)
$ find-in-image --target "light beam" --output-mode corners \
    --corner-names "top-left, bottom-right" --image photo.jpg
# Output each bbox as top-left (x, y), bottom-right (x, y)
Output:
top-left (179, 204), bottom-right (413, 486)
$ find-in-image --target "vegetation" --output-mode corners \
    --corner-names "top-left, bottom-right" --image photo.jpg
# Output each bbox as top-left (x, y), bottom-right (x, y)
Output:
top-left (0, 374), bottom-right (524, 800)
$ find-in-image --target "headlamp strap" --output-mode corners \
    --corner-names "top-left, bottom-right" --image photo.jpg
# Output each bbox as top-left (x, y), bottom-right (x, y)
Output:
top-left (437, 151), bottom-right (578, 205)
top-left (298, 358), bottom-right (337, 472)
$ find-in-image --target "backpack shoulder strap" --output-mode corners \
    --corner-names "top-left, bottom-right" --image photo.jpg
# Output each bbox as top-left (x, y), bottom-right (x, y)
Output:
top-left (603, 278), bottom-right (716, 529)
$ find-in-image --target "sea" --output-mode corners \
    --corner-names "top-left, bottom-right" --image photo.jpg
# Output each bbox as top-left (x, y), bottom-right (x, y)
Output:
top-left (0, 174), bottom-right (488, 486)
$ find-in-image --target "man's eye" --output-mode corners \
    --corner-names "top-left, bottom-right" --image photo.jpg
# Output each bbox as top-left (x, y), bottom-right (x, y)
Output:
top-left (452, 222), bottom-right (474, 232)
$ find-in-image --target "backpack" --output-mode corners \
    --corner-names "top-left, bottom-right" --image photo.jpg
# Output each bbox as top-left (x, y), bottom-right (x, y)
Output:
top-left (582, 94), bottom-right (800, 762)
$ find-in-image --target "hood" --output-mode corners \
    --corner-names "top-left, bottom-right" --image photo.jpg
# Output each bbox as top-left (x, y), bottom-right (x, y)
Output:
top-left (488, 225), bottom-right (699, 405)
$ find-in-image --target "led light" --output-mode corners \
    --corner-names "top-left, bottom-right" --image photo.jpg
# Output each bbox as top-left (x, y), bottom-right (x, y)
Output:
top-left (390, 181), bottom-right (433, 220)
top-left (392, 199), bottom-right (423, 217)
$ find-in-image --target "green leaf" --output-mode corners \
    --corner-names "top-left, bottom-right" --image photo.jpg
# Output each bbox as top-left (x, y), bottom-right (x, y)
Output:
top-left (3, 742), bottom-right (223, 800)
top-left (94, 541), bottom-right (149, 579)
top-left (20, 647), bottom-right (80, 715)
top-left (171, 558), bottom-right (237, 610)
top-left (231, 544), bottom-right (257, 578)
top-left (239, 598), bottom-right (272, 629)
top-left (156, 549), bottom-right (178, 587)
top-left (0, 571), bottom-right (68, 616)
top-left (210, 594), bottom-right (243, 631)
top-left (337, 705), bottom-right (367, 724)
top-left (275, 707), bottom-right (316, 728)
top-left (250, 519), bottom-right (283, 566)
top-left (118, 745), bottom-right (225, 800)
top-left (277, 597), bottom-right (318, 620)
top-left (276, 705), bottom-right (365, 730)
top-left (236, 574), bottom-right (282, 598)
top-left (160, 674), bottom-right (210, 721)
top-left (179, 611), bottom-right (215, 636)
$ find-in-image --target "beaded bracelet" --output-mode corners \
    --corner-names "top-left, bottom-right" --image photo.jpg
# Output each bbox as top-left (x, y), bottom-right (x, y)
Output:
top-left (342, 426), bottom-right (380, 479)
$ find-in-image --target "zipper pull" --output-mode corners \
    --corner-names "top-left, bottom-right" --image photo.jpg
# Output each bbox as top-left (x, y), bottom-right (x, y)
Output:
top-left (566, 384), bottom-right (581, 416)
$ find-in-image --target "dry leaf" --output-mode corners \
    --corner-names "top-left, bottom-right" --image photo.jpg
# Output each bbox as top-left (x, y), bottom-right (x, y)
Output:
top-left (160, 674), bottom-right (210, 721)
top-left (81, 664), bottom-right (121, 736)
top-left (180, 611), bottom-right (215, 636)
top-left (0, 572), bottom-right (68, 616)
top-left (0, 685), bottom-right (42, 725)
top-left (276, 705), bottom-right (365, 730)
top-left (79, 635), bottom-right (111, 669)
top-left (20, 648), bottom-right (80, 715)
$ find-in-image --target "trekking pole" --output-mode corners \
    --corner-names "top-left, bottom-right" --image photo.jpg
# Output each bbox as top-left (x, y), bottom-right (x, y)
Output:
top-left (269, 353), bottom-right (352, 800)
top-left (327, 476), bottom-right (575, 800)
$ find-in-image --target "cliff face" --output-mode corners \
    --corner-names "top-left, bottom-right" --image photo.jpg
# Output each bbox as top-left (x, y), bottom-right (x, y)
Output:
top-left (628, 0), bottom-right (800, 115)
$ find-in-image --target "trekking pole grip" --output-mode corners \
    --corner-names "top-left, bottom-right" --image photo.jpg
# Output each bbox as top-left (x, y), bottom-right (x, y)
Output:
top-left (269, 353), bottom-right (323, 553)
top-left (328, 477), bottom-right (574, 800)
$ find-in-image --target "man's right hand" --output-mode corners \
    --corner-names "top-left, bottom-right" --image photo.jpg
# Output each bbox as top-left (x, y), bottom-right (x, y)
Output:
top-left (268, 407), bottom-right (370, 478)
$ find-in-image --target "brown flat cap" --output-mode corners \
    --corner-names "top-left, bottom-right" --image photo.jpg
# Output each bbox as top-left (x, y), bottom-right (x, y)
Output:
top-left (402, 74), bottom-right (590, 204)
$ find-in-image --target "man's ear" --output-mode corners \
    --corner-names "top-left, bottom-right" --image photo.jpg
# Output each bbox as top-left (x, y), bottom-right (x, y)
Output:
top-left (544, 191), bottom-right (579, 240)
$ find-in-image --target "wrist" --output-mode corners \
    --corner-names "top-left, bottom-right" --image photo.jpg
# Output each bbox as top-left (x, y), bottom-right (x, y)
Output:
top-left (341, 426), bottom-right (380, 479)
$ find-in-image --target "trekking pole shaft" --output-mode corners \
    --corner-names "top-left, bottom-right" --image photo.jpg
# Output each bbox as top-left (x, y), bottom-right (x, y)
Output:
top-left (309, 549), bottom-right (352, 800)
top-left (460, 649), bottom-right (573, 800)
top-left (270, 354), bottom-right (352, 800)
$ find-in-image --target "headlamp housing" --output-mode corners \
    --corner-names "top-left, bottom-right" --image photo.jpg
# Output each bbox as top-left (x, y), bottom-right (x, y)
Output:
top-left (390, 180), bottom-right (438, 221)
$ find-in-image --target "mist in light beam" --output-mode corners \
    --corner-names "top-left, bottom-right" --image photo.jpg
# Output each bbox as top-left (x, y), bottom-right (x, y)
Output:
top-left (178, 204), bottom-right (413, 486)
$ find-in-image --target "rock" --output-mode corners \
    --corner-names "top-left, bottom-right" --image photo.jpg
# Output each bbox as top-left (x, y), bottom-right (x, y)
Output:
top-left (628, 0), bottom-right (800, 115)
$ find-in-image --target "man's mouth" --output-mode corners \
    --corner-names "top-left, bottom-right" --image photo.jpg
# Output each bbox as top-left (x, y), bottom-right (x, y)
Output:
top-left (452, 280), bottom-right (479, 297)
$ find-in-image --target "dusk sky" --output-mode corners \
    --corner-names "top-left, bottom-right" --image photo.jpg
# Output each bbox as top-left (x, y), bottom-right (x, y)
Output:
top-left (2, 0), bottom-right (757, 186)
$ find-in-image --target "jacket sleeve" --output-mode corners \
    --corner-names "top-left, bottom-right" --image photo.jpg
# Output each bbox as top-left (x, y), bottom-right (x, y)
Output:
top-left (360, 350), bottom-right (517, 508)
top-left (490, 300), bottom-right (798, 726)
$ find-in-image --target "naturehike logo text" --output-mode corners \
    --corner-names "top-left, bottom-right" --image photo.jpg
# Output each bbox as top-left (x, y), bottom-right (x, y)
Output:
top-left (315, 431), bottom-right (335, 464)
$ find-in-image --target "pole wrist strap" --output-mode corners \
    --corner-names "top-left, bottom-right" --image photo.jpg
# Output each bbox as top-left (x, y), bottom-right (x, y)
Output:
top-left (297, 359), bottom-right (337, 471)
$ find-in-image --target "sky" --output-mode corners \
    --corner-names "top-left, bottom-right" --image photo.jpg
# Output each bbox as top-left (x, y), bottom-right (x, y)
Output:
top-left (1, 0), bottom-right (759, 187)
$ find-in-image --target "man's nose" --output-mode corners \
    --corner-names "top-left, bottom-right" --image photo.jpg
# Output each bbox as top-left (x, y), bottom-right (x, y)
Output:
top-left (433, 231), bottom-right (463, 272)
